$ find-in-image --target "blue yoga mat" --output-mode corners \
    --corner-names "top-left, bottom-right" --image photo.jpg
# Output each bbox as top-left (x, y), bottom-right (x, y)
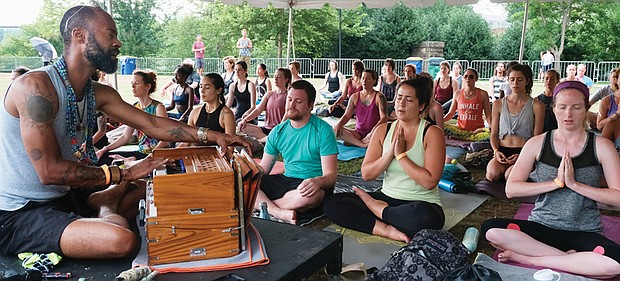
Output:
top-left (337, 142), bottom-right (367, 161)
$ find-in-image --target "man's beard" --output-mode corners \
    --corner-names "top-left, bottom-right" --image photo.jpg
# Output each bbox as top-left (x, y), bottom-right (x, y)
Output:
top-left (84, 33), bottom-right (118, 74)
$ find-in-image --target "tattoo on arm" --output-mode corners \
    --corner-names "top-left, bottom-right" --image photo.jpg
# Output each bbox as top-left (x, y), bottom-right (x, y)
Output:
top-left (64, 165), bottom-right (104, 187)
top-left (168, 127), bottom-right (196, 142)
top-left (22, 87), bottom-right (57, 131)
top-left (379, 95), bottom-right (388, 113)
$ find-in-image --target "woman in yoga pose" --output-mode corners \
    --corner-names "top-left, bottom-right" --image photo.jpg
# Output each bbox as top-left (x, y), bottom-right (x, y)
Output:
top-left (482, 81), bottom-right (620, 279)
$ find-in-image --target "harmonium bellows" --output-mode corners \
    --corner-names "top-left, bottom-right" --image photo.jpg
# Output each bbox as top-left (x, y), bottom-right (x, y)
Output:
top-left (144, 146), bottom-right (262, 266)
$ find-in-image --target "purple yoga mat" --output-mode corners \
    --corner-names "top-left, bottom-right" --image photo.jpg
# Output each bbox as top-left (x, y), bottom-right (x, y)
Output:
top-left (492, 203), bottom-right (620, 280)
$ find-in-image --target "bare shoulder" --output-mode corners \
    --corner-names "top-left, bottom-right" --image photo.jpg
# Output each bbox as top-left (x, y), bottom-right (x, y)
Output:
top-left (6, 71), bottom-right (59, 117)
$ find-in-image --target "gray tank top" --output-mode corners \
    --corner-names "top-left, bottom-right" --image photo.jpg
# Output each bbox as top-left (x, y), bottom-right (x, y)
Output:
top-left (528, 131), bottom-right (604, 234)
top-left (0, 66), bottom-right (82, 211)
top-left (498, 96), bottom-right (535, 140)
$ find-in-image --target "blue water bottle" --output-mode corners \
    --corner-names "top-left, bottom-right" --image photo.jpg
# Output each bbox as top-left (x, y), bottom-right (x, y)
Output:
top-left (259, 202), bottom-right (270, 220)
top-left (462, 227), bottom-right (480, 253)
top-left (438, 179), bottom-right (461, 193)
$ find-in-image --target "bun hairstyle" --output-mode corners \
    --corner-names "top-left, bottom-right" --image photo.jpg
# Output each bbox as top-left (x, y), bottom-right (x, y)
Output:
top-left (204, 73), bottom-right (226, 104)
top-left (277, 67), bottom-right (292, 88)
top-left (132, 69), bottom-right (158, 94)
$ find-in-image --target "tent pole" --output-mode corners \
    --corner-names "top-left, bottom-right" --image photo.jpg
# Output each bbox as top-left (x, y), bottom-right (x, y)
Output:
top-left (518, 0), bottom-right (529, 63)
top-left (286, 6), bottom-right (292, 62)
top-left (107, 0), bottom-right (118, 90)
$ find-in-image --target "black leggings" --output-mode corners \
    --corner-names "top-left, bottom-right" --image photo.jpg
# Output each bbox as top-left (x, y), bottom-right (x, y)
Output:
top-left (482, 218), bottom-right (620, 263)
top-left (323, 192), bottom-right (444, 238)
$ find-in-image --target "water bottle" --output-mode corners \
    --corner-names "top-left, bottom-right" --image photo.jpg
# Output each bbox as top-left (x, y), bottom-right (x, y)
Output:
top-left (462, 227), bottom-right (480, 253)
top-left (259, 202), bottom-right (270, 220)
top-left (438, 179), bottom-right (461, 193)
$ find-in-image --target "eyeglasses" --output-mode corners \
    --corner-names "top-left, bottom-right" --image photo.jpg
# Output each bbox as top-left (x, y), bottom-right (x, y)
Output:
top-left (63, 5), bottom-right (87, 33)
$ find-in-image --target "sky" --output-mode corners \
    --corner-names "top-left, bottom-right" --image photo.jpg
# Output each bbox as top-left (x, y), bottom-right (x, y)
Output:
top-left (0, 0), bottom-right (507, 27)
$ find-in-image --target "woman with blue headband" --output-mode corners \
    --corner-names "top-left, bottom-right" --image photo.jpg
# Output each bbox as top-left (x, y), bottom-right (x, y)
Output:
top-left (482, 81), bottom-right (620, 278)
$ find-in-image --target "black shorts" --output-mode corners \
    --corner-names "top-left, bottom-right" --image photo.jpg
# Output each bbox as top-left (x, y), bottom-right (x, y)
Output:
top-left (499, 146), bottom-right (522, 158)
top-left (260, 127), bottom-right (272, 135)
top-left (260, 174), bottom-right (333, 201)
top-left (0, 189), bottom-right (100, 255)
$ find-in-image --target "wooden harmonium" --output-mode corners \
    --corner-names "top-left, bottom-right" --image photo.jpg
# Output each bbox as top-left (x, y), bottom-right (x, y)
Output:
top-left (144, 146), bottom-right (262, 266)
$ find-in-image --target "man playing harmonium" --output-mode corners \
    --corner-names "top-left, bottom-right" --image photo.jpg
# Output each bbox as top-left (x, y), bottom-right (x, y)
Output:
top-left (255, 80), bottom-right (339, 224)
top-left (0, 5), bottom-right (248, 259)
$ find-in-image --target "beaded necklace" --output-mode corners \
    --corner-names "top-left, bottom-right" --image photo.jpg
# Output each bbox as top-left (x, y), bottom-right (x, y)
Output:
top-left (54, 56), bottom-right (98, 164)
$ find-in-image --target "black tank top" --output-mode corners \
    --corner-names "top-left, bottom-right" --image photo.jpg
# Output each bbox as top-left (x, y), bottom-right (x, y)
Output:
top-left (539, 131), bottom-right (598, 168)
top-left (234, 82), bottom-right (251, 120)
top-left (196, 103), bottom-right (226, 133)
top-left (327, 72), bottom-right (340, 92)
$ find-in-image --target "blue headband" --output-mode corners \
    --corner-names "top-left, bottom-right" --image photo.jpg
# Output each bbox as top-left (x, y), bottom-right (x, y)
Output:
top-left (553, 81), bottom-right (589, 98)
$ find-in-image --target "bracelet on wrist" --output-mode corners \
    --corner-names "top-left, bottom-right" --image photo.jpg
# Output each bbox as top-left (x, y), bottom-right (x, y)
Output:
top-left (553, 178), bottom-right (564, 188)
top-left (197, 127), bottom-right (209, 143)
top-left (396, 152), bottom-right (408, 161)
top-left (101, 164), bottom-right (111, 185)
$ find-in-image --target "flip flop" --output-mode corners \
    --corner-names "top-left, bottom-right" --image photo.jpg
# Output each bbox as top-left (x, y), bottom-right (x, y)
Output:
top-left (340, 262), bottom-right (367, 281)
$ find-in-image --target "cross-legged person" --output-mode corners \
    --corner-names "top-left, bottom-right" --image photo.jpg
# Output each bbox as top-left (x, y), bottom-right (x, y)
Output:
top-left (254, 80), bottom-right (338, 224)
top-left (0, 5), bottom-right (248, 259)
top-left (324, 76), bottom-right (446, 243)
top-left (481, 81), bottom-right (620, 279)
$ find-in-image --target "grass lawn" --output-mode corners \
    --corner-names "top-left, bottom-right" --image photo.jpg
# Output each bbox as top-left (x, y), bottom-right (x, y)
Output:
top-left (1, 72), bottom-right (615, 279)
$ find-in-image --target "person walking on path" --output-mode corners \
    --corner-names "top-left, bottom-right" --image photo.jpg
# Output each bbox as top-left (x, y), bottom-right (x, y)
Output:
top-left (192, 34), bottom-right (205, 77)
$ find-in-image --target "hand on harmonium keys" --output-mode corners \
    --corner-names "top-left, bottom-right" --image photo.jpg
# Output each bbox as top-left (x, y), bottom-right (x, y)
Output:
top-left (212, 131), bottom-right (253, 155)
top-left (120, 154), bottom-right (169, 181)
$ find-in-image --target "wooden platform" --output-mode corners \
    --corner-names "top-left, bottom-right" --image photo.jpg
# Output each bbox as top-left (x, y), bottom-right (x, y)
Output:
top-left (0, 219), bottom-right (342, 281)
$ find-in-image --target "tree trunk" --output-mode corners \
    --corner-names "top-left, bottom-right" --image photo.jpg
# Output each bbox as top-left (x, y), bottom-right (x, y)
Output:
top-left (277, 32), bottom-right (282, 60)
top-left (556, 2), bottom-right (572, 66)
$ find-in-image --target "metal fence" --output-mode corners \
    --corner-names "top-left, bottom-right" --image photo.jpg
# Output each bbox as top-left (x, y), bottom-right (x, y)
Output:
top-left (2, 56), bottom-right (619, 83)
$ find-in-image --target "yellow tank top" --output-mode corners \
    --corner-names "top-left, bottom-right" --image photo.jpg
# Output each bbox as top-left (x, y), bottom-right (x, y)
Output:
top-left (381, 119), bottom-right (442, 206)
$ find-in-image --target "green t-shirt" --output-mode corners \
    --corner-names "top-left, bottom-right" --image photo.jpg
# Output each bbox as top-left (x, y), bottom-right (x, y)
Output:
top-left (265, 115), bottom-right (338, 179)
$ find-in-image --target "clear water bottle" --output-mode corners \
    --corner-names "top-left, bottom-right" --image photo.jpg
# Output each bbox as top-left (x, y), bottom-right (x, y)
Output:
top-left (259, 202), bottom-right (270, 220)
top-left (462, 227), bottom-right (480, 253)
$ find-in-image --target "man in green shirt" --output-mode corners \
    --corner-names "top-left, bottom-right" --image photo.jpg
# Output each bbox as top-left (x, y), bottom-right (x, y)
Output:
top-left (256, 80), bottom-right (339, 224)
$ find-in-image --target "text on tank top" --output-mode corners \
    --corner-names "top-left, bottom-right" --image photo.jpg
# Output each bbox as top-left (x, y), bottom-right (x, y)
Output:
top-left (457, 88), bottom-right (485, 131)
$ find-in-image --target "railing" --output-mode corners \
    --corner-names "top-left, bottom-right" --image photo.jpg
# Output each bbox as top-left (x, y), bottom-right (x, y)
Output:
top-left (2, 56), bottom-right (619, 83)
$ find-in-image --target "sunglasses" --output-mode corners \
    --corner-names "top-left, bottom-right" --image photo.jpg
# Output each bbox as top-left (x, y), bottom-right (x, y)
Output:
top-left (464, 75), bottom-right (476, 79)
top-left (63, 5), bottom-right (87, 33)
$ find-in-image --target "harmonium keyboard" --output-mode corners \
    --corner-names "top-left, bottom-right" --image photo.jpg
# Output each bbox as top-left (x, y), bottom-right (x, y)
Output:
top-left (143, 146), bottom-right (262, 265)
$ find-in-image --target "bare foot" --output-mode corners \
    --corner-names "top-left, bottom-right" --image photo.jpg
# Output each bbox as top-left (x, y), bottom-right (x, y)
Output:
top-left (497, 250), bottom-right (529, 264)
top-left (87, 181), bottom-right (131, 212)
top-left (385, 225), bottom-right (411, 243)
top-left (272, 209), bottom-right (297, 225)
top-left (353, 186), bottom-right (388, 218)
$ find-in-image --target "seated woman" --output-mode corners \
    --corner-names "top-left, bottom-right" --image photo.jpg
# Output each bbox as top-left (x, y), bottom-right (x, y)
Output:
top-left (165, 64), bottom-right (194, 123)
top-left (333, 69), bottom-right (387, 148)
top-left (489, 62), bottom-right (506, 102)
top-left (486, 64), bottom-right (544, 182)
top-left (482, 81), bottom-right (620, 279)
top-left (403, 64), bottom-right (416, 81)
top-left (602, 118), bottom-right (620, 156)
top-left (221, 56), bottom-right (237, 98)
top-left (324, 76), bottom-right (446, 243)
top-left (443, 68), bottom-right (492, 142)
top-left (238, 68), bottom-right (292, 143)
top-left (379, 58), bottom-right (401, 120)
top-left (226, 61), bottom-right (257, 124)
top-left (329, 60), bottom-right (364, 118)
top-left (180, 73), bottom-right (236, 147)
top-left (318, 60), bottom-right (345, 99)
top-left (433, 61), bottom-right (458, 113)
top-left (255, 63), bottom-right (272, 101)
top-left (596, 68), bottom-right (620, 131)
top-left (97, 69), bottom-right (169, 165)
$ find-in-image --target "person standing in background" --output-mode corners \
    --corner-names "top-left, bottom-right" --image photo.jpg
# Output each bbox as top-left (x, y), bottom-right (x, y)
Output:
top-left (192, 34), bottom-right (205, 77)
top-left (236, 29), bottom-right (252, 69)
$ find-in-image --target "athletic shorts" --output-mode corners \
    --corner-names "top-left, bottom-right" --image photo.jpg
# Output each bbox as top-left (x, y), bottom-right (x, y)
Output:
top-left (194, 58), bottom-right (205, 69)
top-left (260, 127), bottom-right (272, 135)
top-left (0, 189), bottom-right (99, 255)
top-left (499, 146), bottom-right (522, 158)
top-left (260, 174), bottom-right (333, 201)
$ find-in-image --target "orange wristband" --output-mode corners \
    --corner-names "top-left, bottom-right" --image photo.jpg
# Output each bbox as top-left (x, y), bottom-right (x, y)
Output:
top-left (101, 164), bottom-right (111, 185)
top-left (553, 178), bottom-right (564, 188)
top-left (396, 152), bottom-right (408, 161)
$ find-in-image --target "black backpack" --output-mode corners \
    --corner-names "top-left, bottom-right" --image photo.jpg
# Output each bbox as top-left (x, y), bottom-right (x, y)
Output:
top-left (367, 229), bottom-right (469, 281)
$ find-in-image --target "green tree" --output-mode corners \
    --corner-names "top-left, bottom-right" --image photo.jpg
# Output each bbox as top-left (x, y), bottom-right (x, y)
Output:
top-left (437, 7), bottom-right (494, 60)
top-left (110, 0), bottom-right (163, 57)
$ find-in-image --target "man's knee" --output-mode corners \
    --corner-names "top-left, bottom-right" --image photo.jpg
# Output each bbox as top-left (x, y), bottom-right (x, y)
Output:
top-left (106, 229), bottom-right (138, 258)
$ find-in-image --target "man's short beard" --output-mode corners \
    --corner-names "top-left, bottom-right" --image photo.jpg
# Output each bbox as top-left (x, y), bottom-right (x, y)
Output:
top-left (84, 33), bottom-right (117, 74)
